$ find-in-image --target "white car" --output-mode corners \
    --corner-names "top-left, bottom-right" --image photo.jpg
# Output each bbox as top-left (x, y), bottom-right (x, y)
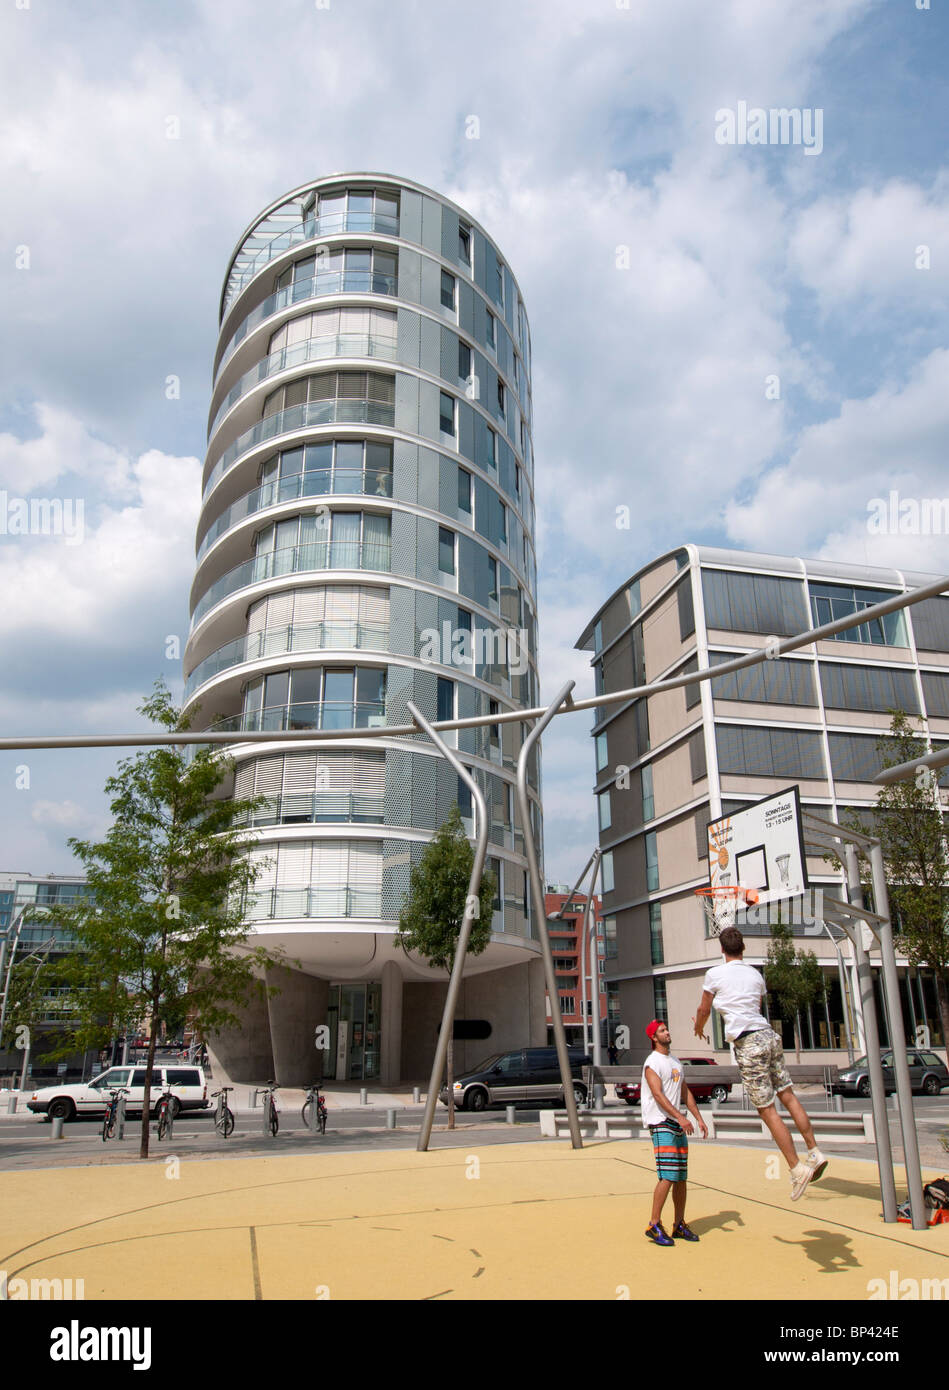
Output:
top-left (27, 1064), bottom-right (209, 1121)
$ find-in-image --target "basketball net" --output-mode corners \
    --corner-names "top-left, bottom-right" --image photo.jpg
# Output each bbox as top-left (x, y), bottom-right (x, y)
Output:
top-left (695, 885), bottom-right (758, 937)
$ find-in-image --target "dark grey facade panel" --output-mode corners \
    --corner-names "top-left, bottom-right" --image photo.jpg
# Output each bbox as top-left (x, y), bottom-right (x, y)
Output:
top-left (397, 246), bottom-right (422, 303)
top-left (420, 194), bottom-right (443, 254)
top-left (702, 569), bottom-right (808, 636)
top-left (819, 661), bottom-right (919, 715)
top-left (396, 307), bottom-right (421, 368)
top-left (710, 652), bottom-right (817, 706)
top-left (419, 254), bottom-right (443, 316)
top-left (441, 204), bottom-right (459, 262)
top-left (416, 443), bottom-right (439, 510)
top-left (716, 724), bottom-right (825, 779)
top-left (419, 315), bottom-right (442, 376)
top-left (922, 671), bottom-right (949, 717)
top-left (415, 379), bottom-right (439, 443)
top-left (398, 189), bottom-right (424, 246)
top-left (911, 596), bottom-right (949, 652)
top-left (395, 371), bottom-right (421, 436)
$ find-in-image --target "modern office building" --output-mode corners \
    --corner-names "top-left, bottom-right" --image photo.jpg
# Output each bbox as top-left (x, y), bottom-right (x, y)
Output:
top-left (576, 547), bottom-right (949, 1062)
top-left (543, 887), bottom-right (606, 1047)
top-left (183, 175), bottom-right (545, 1085)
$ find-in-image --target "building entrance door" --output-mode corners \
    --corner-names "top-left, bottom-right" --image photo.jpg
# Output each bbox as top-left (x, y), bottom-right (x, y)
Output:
top-left (325, 983), bottom-right (381, 1080)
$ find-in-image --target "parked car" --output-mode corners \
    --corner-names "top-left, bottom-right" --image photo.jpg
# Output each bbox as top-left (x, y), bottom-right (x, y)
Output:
top-left (439, 1046), bottom-right (592, 1111)
top-left (834, 1050), bottom-right (949, 1098)
top-left (616, 1056), bottom-right (731, 1107)
top-left (27, 1065), bottom-right (209, 1121)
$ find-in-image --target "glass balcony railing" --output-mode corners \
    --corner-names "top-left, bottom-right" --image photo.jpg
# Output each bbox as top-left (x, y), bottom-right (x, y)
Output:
top-left (233, 790), bottom-right (384, 828)
top-left (204, 398), bottom-right (396, 501)
top-left (212, 700), bottom-right (387, 735)
top-left (184, 619), bottom-right (390, 700)
top-left (191, 539), bottom-right (392, 627)
top-left (210, 331), bottom-right (398, 440)
top-left (197, 467), bottom-right (393, 562)
top-left (220, 269), bottom-right (399, 370)
top-left (225, 211), bottom-right (400, 310)
top-left (242, 884), bottom-right (384, 921)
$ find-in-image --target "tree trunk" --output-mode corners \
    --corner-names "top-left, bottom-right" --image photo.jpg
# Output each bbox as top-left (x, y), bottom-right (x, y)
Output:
top-left (140, 1009), bottom-right (159, 1160)
top-left (447, 1034), bottom-right (455, 1130)
top-left (935, 969), bottom-right (949, 1062)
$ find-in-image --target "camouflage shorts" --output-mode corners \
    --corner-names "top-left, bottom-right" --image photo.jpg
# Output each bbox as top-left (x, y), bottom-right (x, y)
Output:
top-left (733, 1028), bottom-right (792, 1108)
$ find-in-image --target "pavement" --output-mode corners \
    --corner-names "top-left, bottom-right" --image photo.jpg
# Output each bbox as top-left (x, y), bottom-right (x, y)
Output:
top-left (1, 1125), bottom-right (948, 1301)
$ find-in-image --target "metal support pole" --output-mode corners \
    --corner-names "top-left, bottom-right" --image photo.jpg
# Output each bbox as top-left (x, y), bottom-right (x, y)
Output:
top-left (583, 852), bottom-right (604, 1107)
top-left (411, 701), bottom-right (491, 1154)
top-left (116, 1093), bottom-right (126, 1140)
top-left (869, 845), bottom-right (927, 1230)
top-left (843, 846), bottom-right (897, 1223)
top-left (823, 923), bottom-right (856, 1064)
top-left (516, 682), bottom-right (583, 1149)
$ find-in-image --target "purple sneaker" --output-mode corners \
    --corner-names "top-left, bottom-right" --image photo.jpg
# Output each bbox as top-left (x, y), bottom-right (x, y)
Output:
top-left (672, 1221), bottom-right (699, 1242)
top-left (645, 1222), bottom-right (674, 1247)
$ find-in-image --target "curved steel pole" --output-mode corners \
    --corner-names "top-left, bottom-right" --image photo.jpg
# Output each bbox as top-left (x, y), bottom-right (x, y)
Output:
top-left (407, 701), bottom-right (491, 1154)
top-left (516, 681), bottom-right (584, 1148)
top-left (583, 851), bottom-right (604, 1106)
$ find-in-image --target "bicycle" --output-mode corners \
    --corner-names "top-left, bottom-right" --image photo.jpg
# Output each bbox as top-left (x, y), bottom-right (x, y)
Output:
top-left (155, 1084), bottom-right (180, 1141)
top-left (257, 1080), bottom-right (279, 1136)
top-left (302, 1083), bottom-right (328, 1135)
top-left (212, 1086), bottom-right (235, 1139)
top-left (101, 1087), bottom-right (130, 1142)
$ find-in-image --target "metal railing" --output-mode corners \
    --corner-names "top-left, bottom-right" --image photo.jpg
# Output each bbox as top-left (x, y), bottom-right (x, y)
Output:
top-left (204, 399), bottom-right (396, 500)
top-left (197, 468), bottom-right (393, 562)
top-left (243, 885), bottom-right (383, 921)
top-left (184, 620), bottom-right (389, 699)
top-left (233, 790), bottom-right (384, 827)
top-left (224, 212), bottom-right (399, 308)
top-left (210, 332), bottom-right (398, 439)
top-left (220, 269), bottom-right (399, 369)
top-left (191, 540), bottom-right (392, 626)
top-left (211, 699), bottom-right (387, 734)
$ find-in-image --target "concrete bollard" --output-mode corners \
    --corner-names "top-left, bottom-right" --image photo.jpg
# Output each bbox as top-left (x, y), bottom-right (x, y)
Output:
top-left (386, 1108), bottom-right (396, 1130)
top-left (360, 1088), bottom-right (368, 1105)
top-left (249, 1088), bottom-right (258, 1109)
top-left (505, 1105), bottom-right (516, 1125)
top-left (51, 1116), bottom-right (64, 1139)
top-left (6, 1094), bottom-right (17, 1114)
top-left (116, 1095), bottom-right (127, 1140)
top-left (834, 1093), bottom-right (844, 1113)
top-left (413, 1087), bottom-right (421, 1104)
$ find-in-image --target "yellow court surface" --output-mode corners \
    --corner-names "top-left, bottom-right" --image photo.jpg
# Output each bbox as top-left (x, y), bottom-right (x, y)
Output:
top-left (1, 1141), bottom-right (946, 1301)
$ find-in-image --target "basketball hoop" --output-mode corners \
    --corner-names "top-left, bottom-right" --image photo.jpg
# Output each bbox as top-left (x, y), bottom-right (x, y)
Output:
top-left (695, 885), bottom-right (759, 937)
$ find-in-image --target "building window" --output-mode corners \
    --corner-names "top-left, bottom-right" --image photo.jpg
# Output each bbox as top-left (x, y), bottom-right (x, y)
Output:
top-left (810, 583), bottom-right (908, 647)
top-left (497, 379), bottom-right (505, 418)
top-left (256, 439), bottom-right (393, 501)
top-left (601, 851), bottom-right (614, 894)
top-left (439, 392), bottom-right (455, 436)
top-left (828, 731), bottom-right (910, 784)
top-left (819, 662), bottom-right (920, 714)
top-left (653, 976), bottom-right (667, 1020)
top-left (627, 579), bottom-right (642, 621)
top-left (645, 832), bottom-right (659, 893)
top-left (641, 763), bottom-right (654, 822)
top-left (603, 916), bottom-right (617, 959)
top-left (438, 526), bottom-right (456, 575)
top-left (458, 340), bottom-right (472, 383)
top-left (487, 556), bottom-right (498, 603)
top-left (486, 426), bottom-right (497, 468)
top-left (499, 501), bottom-right (507, 544)
top-left (494, 255), bottom-right (504, 306)
top-left (486, 310), bottom-right (496, 351)
top-left (709, 652), bottom-right (817, 707)
top-left (634, 700), bottom-right (650, 756)
top-left (715, 724), bottom-right (825, 780)
top-left (702, 570), bottom-right (808, 637)
top-left (437, 677), bottom-right (455, 723)
top-left (489, 698), bottom-right (500, 756)
top-left (515, 463), bottom-right (521, 500)
top-left (922, 672), bottom-right (949, 717)
top-left (677, 578), bottom-right (695, 641)
top-left (458, 222), bottom-right (472, 268)
top-left (441, 269), bottom-right (456, 310)
top-left (458, 468), bottom-right (472, 515)
top-left (457, 776), bottom-right (473, 819)
top-left (649, 903), bottom-right (664, 966)
top-left (598, 789), bottom-right (612, 832)
top-left (911, 597), bottom-right (949, 652)
top-left (559, 996), bottom-right (575, 1015)
top-left (595, 732), bottom-right (609, 772)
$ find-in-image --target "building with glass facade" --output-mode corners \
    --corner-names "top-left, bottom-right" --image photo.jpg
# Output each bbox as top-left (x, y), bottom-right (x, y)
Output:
top-left (183, 175), bottom-right (545, 1085)
top-left (577, 547), bottom-right (949, 1062)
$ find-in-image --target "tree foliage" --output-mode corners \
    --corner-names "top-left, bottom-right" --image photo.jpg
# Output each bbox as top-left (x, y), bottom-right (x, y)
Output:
top-left (53, 682), bottom-right (286, 1156)
top-left (765, 920), bottom-right (826, 1062)
top-left (395, 804), bottom-right (495, 968)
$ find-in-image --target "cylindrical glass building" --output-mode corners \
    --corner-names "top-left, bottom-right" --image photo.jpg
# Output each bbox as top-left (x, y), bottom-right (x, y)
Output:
top-left (183, 175), bottom-right (545, 1085)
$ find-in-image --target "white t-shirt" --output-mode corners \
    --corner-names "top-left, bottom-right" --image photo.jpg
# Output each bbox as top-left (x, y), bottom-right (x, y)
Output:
top-left (702, 961), bottom-right (770, 1042)
top-left (641, 1051), bottom-right (684, 1128)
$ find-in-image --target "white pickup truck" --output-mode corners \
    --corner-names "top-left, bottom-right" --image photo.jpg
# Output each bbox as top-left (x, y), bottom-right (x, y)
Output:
top-left (27, 1064), bottom-right (209, 1121)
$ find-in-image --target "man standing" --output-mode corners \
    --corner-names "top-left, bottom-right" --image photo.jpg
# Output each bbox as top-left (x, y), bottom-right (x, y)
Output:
top-left (642, 1019), bottom-right (707, 1246)
top-left (693, 926), bottom-right (827, 1200)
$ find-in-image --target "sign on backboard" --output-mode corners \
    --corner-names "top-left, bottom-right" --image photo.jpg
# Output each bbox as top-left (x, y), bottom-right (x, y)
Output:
top-left (707, 785), bottom-right (808, 906)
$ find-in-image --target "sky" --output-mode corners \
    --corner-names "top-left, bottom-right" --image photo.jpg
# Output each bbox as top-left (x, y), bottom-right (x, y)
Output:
top-left (1, 0), bottom-right (948, 887)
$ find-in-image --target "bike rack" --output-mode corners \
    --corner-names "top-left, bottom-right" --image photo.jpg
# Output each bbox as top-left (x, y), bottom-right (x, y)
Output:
top-left (115, 1092), bottom-right (127, 1140)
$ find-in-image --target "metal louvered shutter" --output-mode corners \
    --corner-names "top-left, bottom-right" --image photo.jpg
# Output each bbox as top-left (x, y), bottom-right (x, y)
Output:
top-left (292, 587), bottom-right (326, 623)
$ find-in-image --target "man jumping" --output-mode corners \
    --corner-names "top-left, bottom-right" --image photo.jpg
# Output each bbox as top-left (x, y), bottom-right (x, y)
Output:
top-left (693, 926), bottom-right (827, 1201)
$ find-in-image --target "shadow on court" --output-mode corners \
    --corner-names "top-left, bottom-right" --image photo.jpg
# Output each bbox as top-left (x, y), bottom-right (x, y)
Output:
top-left (774, 1229), bottom-right (862, 1274)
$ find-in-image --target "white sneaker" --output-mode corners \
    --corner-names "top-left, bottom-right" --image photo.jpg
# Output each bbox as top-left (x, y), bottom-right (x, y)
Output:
top-left (790, 1162), bottom-right (814, 1201)
top-left (806, 1148), bottom-right (828, 1182)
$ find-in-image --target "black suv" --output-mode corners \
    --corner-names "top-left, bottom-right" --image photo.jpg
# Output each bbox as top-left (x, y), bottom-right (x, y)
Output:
top-left (439, 1046), bottom-right (592, 1111)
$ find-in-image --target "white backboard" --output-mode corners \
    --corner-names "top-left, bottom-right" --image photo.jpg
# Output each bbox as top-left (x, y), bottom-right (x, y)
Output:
top-left (707, 785), bottom-right (808, 906)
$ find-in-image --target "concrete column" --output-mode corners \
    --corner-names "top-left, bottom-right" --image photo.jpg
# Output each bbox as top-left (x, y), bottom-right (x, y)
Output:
top-left (266, 965), bottom-right (330, 1088)
top-left (207, 978), bottom-right (275, 1086)
top-left (380, 960), bottom-right (403, 1086)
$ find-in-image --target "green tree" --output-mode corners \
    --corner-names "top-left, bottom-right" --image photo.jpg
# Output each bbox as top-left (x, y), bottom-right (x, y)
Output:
top-left (395, 804), bottom-right (495, 1128)
top-left (765, 920), bottom-right (827, 1062)
top-left (54, 683), bottom-right (285, 1158)
top-left (866, 711), bottom-right (949, 1054)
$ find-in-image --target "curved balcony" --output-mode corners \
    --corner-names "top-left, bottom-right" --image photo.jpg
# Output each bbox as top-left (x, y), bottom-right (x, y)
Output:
top-left (225, 211), bottom-right (399, 312)
top-left (198, 467), bottom-right (393, 562)
top-left (184, 619), bottom-right (390, 701)
top-left (219, 270), bottom-right (398, 373)
top-left (243, 884), bottom-right (385, 922)
top-left (234, 789), bottom-right (384, 828)
top-left (204, 398), bottom-right (396, 502)
top-left (210, 332), bottom-right (398, 440)
top-left (191, 539), bottom-right (392, 628)
top-left (212, 699), bottom-right (387, 734)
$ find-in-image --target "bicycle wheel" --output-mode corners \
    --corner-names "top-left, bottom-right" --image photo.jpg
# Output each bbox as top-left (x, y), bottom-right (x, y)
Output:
top-left (269, 1101), bottom-right (278, 1137)
top-left (222, 1105), bottom-right (234, 1138)
top-left (157, 1106), bottom-right (169, 1141)
top-left (302, 1099), bottom-right (312, 1129)
top-left (101, 1112), bottom-right (111, 1142)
